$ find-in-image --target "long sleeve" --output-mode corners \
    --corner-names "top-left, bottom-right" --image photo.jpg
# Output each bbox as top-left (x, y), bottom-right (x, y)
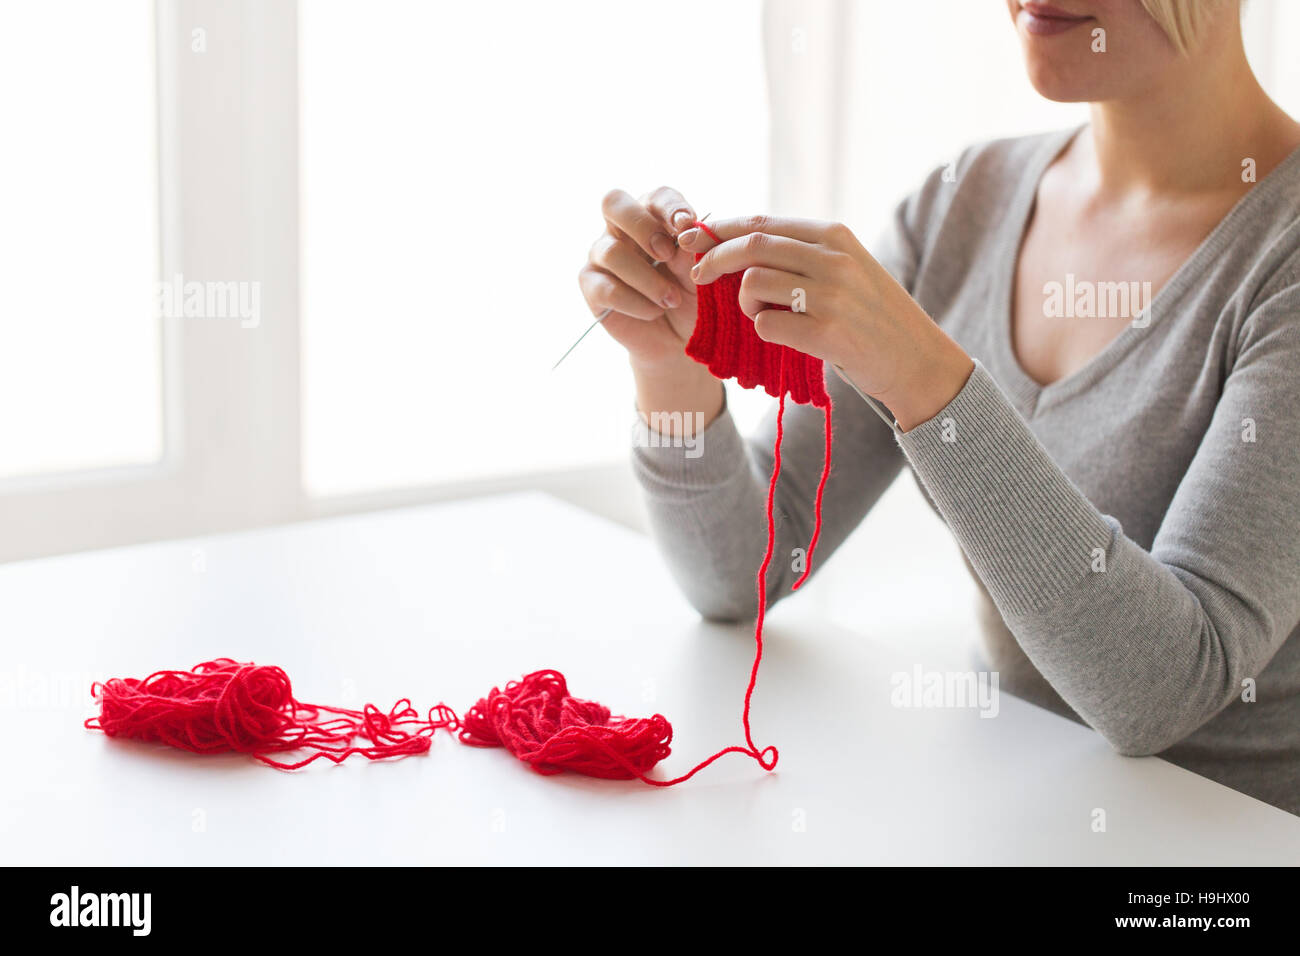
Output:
top-left (895, 287), bottom-right (1300, 755)
top-left (632, 369), bottom-right (902, 620)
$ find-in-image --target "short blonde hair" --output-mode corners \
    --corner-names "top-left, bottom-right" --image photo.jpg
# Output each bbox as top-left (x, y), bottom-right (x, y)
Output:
top-left (1140, 0), bottom-right (1234, 54)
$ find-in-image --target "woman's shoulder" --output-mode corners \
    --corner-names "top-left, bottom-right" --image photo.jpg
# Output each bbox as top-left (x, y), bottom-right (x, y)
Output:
top-left (1207, 145), bottom-right (1300, 343)
top-left (891, 127), bottom-right (1078, 250)
top-left (952, 126), bottom-right (1079, 184)
top-left (907, 126), bottom-right (1077, 207)
top-left (875, 128), bottom-right (1077, 286)
top-left (1243, 148), bottom-right (1300, 296)
top-left (1181, 149), bottom-right (1300, 370)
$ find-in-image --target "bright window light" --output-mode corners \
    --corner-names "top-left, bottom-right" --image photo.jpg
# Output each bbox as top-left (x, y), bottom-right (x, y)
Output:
top-left (300, 0), bottom-right (770, 496)
top-left (0, 0), bottom-right (161, 482)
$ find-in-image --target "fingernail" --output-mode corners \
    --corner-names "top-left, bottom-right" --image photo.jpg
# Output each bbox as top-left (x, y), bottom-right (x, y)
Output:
top-left (678, 228), bottom-right (699, 248)
top-left (661, 288), bottom-right (681, 309)
top-left (690, 264), bottom-right (702, 282)
top-left (650, 232), bottom-right (672, 260)
top-left (672, 210), bottom-right (694, 231)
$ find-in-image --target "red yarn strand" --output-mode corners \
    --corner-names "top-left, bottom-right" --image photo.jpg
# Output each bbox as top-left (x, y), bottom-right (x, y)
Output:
top-left (626, 357), bottom-right (788, 786)
top-left (743, 354), bottom-right (786, 767)
top-left (792, 402), bottom-right (832, 590)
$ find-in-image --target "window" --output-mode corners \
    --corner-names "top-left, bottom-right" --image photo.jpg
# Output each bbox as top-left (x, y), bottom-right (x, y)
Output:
top-left (0, 0), bottom-right (301, 562)
top-left (0, 1), bottom-right (161, 482)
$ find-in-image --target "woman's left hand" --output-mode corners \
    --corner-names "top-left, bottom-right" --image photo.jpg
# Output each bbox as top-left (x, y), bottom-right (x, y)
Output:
top-left (679, 216), bottom-right (974, 431)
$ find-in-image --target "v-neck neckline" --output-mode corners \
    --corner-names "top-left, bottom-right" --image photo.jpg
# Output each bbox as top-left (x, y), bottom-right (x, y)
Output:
top-left (990, 124), bottom-right (1300, 415)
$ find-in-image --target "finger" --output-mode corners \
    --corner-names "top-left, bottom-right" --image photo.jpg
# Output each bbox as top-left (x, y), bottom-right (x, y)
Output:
top-left (602, 188), bottom-right (677, 263)
top-left (678, 214), bottom-right (844, 253)
top-left (590, 234), bottom-right (684, 310)
top-left (599, 310), bottom-right (675, 350)
top-left (645, 186), bottom-right (697, 235)
top-left (658, 241), bottom-right (698, 290)
top-left (736, 267), bottom-right (810, 318)
top-left (579, 265), bottom-right (666, 321)
top-left (753, 307), bottom-right (822, 353)
top-left (690, 232), bottom-right (821, 285)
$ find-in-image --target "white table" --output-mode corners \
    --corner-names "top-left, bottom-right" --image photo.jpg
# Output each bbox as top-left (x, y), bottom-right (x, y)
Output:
top-left (2, 492), bottom-right (1297, 865)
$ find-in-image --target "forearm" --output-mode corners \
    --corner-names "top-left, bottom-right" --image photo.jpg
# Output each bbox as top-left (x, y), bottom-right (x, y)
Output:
top-left (631, 354), bottom-right (786, 622)
top-left (896, 362), bottom-right (1295, 754)
top-left (631, 401), bottom-right (773, 621)
top-left (633, 367), bottom-right (906, 621)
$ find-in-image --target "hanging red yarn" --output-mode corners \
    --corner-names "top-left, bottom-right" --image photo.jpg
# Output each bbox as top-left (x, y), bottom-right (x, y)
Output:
top-left (686, 220), bottom-right (833, 591)
top-left (86, 221), bottom-right (834, 785)
top-left (86, 658), bottom-right (457, 770)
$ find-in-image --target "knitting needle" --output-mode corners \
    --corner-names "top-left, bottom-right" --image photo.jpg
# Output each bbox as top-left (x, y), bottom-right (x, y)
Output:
top-left (550, 309), bottom-right (611, 371)
top-left (552, 213), bottom-right (711, 371)
top-left (830, 363), bottom-right (898, 430)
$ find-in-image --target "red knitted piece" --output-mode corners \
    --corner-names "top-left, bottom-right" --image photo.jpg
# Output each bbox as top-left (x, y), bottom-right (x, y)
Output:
top-left (687, 269), bottom-right (830, 408)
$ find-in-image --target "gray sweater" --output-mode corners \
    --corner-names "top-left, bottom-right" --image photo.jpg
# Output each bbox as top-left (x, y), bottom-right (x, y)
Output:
top-left (632, 128), bottom-right (1300, 815)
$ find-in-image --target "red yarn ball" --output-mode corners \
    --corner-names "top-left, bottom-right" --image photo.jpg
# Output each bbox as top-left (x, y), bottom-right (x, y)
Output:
top-left (88, 658), bottom-right (455, 769)
top-left (458, 670), bottom-right (673, 780)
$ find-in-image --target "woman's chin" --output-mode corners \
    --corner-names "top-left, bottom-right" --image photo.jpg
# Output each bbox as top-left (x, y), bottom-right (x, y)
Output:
top-left (1023, 63), bottom-right (1104, 103)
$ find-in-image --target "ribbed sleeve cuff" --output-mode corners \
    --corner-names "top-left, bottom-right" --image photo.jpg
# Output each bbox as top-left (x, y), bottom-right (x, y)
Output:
top-left (894, 361), bottom-right (1115, 616)
top-left (630, 402), bottom-right (750, 496)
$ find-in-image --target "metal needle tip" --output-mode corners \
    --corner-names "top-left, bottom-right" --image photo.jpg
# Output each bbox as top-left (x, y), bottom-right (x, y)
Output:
top-left (552, 212), bottom-right (710, 371)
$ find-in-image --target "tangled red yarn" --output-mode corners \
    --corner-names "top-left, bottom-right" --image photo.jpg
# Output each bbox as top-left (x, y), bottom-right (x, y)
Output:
top-left (458, 670), bottom-right (672, 780)
top-left (86, 658), bottom-right (457, 770)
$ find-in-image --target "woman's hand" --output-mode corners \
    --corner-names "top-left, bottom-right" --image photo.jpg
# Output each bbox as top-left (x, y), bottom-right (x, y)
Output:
top-left (577, 186), bottom-right (704, 369)
top-left (577, 186), bottom-right (724, 433)
top-left (679, 216), bottom-right (975, 431)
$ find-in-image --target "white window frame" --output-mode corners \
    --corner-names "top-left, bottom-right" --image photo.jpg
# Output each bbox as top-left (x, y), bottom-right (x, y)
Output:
top-left (0, 0), bottom-right (302, 563)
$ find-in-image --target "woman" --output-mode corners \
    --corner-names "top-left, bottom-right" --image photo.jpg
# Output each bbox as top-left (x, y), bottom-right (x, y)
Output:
top-left (577, 0), bottom-right (1300, 814)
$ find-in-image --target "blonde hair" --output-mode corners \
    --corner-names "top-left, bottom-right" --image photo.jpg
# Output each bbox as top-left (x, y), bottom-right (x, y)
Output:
top-left (1140, 0), bottom-right (1234, 54)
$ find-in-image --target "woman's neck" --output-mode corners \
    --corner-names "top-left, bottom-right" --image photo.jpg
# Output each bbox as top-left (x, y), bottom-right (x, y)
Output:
top-left (1084, 29), bottom-right (1299, 198)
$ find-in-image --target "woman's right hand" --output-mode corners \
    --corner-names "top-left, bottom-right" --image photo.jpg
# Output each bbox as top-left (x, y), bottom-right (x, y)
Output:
top-left (577, 186), bottom-right (703, 369)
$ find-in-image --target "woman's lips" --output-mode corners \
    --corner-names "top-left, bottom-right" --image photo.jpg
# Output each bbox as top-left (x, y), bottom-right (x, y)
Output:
top-left (1018, 3), bottom-right (1093, 36)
